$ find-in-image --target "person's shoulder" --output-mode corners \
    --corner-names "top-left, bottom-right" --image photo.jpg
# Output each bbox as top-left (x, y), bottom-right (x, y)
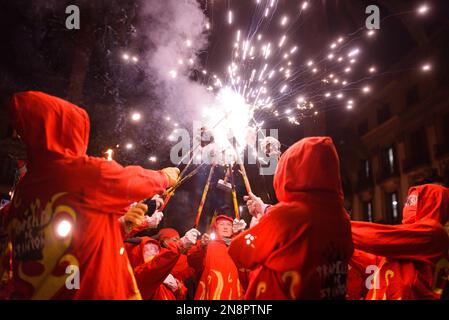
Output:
top-left (64, 156), bottom-right (111, 181)
top-left (82, 156), bottom-right (125, 172)
top-left (261, 202), bottom-right (311, 233)
top-left (431, 223), bottom-right (449, 243)
top-left (53, 155), bottom-right (102, 175)
top-left (268, 201), bottom-right (310, 220)
top-left (83, 155), bottom-right (109, 165)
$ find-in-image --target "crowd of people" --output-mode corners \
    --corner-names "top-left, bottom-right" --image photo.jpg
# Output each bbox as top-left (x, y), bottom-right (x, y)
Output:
top-left (0, 91), bottom-right (448, 300)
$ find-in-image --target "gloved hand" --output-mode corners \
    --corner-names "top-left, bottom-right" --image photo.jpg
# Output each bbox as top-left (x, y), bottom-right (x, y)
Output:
top-left (120, 205), bottom-right (163, 238)
top-left (146, 211), bottom-right (164, 228)
top-left (250, 215), bottom-right (261, 228)
top-left (161, 167), bottom-right (180, 188)
top-left (163, 274), bottom-right (179, 292)
top-left (232, 218), bottom-right (247, 234)
top-left (151, 194), bottom-right (164, 210)
top-left (243, 192), bottom-right (269, 218)
top-left (123, 202), bottom-right (147, 227)
top-left (179, 228), bottom-right (201, 251)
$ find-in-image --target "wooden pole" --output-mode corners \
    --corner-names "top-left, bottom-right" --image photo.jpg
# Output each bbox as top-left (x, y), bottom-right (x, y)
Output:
top-left (194, 165), bottom-right (215, 228)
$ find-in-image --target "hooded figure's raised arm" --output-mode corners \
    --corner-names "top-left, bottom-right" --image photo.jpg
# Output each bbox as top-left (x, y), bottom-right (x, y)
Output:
top-left (351, 220), bottom-right (449, 261)
top-left (96, 159), bottom-right (169, 213)
top-left (133, 243), bottom-right (180, 299)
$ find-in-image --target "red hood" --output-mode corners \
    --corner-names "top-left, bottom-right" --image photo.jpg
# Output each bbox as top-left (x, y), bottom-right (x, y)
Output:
top-left (127, 236), bottom-right (159, 268)
top-left (402, 184), bottom-right (449, 225)
top-left (158, 228), bottom-right (180, 241)
top-left (273, 136), bottom-right (344, 203)
top-left (9, 91), bottom-right (90, 163)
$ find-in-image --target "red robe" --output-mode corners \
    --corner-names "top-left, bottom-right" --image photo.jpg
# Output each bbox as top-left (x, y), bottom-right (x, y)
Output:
top-left (170, 254), bottom-right (194, 299)
top-left (156, 228), bottom-right (193, 300)
top-left (346, 249), bottom-right (376, 300)
top-left (351, 184), bottom-right (449, 300)
top-left (158, 228), bottom-right (194, 295)
top-left (126, 237), bottom-right (181, 300)
top-left (171, 254), bottom-right (195, 283)
top-left (188, 239), bottom-right (244, 300)
top-left (229, 137), bottom-right (354, 299)
top-left (3, 91), bottom-right (168, 299)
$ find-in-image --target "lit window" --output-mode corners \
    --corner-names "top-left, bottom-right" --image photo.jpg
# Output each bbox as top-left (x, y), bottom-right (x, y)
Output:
top-left (392, 193), bottom-right (399, 219)
top-left (387, 147), bottom-right (395, 174)
top-left (386, 192), bottom-right (400, 223)
top-left (364, 160), bottom-right (370, 178)
top-left (363, 201), bottom-right (373, 222)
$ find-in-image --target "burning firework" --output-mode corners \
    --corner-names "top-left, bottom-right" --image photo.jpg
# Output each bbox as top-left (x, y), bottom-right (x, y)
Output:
top-left (158, 0), bottom-right (403, 162)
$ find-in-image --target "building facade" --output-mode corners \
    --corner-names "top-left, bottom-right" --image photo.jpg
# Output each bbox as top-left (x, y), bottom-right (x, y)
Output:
top-left (338, 27), bottom-right (449, 223)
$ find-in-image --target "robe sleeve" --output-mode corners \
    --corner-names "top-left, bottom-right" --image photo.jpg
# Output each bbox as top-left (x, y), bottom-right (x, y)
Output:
top-left (187, 240), bottom-right (206, 280)
top-left (351, 220), bottom-right (449, 261)
top-left (133, 243), bottom-right (180, 299)
top-left (96, 159), bottom-right (168, 214)
top-left (228, 212), bottom-right (282, 270)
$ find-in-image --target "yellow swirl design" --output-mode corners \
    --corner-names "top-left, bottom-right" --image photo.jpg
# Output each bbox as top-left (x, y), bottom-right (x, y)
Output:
top-left (211, 269), bottom-right (224, 300)
top-left (282, 271), bottom-right (301, 299)
top-left (256, 281), bottom-right (267, 298)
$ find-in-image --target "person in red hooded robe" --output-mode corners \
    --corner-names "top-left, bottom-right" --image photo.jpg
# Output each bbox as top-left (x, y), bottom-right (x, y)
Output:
top-left (0, 154), bottom-right (27, 299)
top-left (228, 136), bottom-right (354, 300)
top-left (158, 228), bottom-right (196, 299)
top-left (126, 228), bottom-right (200, 300)
top-left (350, 184), bottom-right (449, 300)
top-left (0, 160), bottom-right (27, 299)
top-left (0, 91), bottom-right (180, 299)
top-left (345, 249), bottom-right (375, 300)
top-left (188, 215), bottom-right (246, 300)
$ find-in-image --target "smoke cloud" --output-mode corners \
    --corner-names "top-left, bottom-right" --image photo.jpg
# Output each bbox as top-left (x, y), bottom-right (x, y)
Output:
top-left (138, 0), bottom-right (214, 125)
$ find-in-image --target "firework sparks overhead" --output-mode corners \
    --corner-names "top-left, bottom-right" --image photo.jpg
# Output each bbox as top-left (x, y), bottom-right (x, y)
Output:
top-left (163, 0), bottom-right (387, 142)
top-left (104, 149), bottom-right (114, 161)
top-left (120, 0), bottom-right (438, 165)
top-left (199, 87), bottom-right (254, 164)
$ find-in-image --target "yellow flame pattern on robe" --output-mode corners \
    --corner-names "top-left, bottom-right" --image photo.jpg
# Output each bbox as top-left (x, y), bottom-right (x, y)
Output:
top-left (282, 271), bottom-right (301, 299)
top-left (211, 269), bottom-right (224, 300)
top-left (10, 193), bottom-right (79, 299)
top-left (256, 281), bottom-right (267, 298)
